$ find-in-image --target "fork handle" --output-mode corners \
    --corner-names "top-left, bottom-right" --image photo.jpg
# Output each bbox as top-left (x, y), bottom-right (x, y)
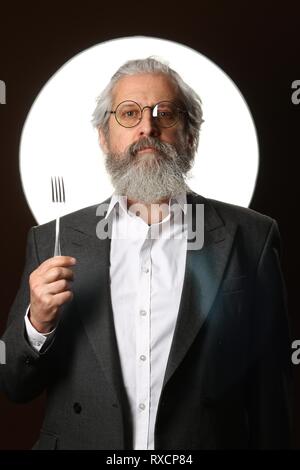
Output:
top-left (54, 217), bottom-right (61, 256)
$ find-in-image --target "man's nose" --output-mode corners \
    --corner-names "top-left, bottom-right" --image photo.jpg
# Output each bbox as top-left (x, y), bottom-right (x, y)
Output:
top-left (138, 108), bottom-right (161, 137)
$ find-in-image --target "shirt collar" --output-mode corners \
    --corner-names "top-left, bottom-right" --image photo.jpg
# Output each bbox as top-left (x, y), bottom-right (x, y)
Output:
top-left (104, 192), bottom-right (187, 220)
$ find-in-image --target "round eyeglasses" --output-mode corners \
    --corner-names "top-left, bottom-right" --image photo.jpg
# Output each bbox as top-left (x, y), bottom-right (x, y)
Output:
top-left (107, 100), bottom-right (187, 128)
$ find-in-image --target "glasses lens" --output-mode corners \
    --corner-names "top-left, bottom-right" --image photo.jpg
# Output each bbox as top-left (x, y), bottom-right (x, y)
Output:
top-left (154, 102), bottom-right (179, 128)
top-left (116, 101), bottom-right (141, 127)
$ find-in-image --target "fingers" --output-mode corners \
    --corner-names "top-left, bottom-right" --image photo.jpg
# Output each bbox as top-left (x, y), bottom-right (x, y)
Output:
top-left (31, 256), bottom-right (76, 284)
top-left (45, 279), bottom-right (72, 294)
top-left (29, 257), bottom-right (76, 332)
top-left (44, 267), bottom-right (75, 284)
top-left (50, 290), bottom-right (74, 306)
top-left (29, 257), bottom-right (76, 305)
top-left (38, 256), bottom-right (77, 275)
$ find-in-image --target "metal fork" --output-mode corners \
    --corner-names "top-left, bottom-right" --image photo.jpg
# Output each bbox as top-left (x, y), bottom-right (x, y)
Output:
top-left (51, 176), bottom-right (65, 256)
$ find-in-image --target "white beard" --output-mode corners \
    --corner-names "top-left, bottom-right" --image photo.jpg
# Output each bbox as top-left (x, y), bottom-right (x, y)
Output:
top-left (105, 137), bottom-right (193, 204)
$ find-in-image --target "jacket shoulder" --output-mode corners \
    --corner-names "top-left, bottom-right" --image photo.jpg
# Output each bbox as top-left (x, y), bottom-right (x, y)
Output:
top-left (188, 192), bottom-right (277, 245)
top-left (201, 196), bottom-right (281, 262)
top-left (206, 197), bottom-right (274, 228)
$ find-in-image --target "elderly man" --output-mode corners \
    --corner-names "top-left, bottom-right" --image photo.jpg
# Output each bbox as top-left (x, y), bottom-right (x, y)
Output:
top-left (0, 58), bottom-right (291, 450)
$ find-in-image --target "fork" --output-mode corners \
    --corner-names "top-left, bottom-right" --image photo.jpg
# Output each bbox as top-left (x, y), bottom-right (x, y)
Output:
top-left (51, 176), bottom-right (65, 256)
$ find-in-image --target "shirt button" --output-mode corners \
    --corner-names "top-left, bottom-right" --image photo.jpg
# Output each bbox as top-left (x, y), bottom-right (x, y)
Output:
top-left (139, 403), bottom-right (146, 410)
top-left (73, 402), bottom-right (82, 414)
top-left (140, 310), bottom-right (147, 316)
top-left (140, 355), bottom-right (146, 361)
top-left (142, 266), bottom-right (149, 273)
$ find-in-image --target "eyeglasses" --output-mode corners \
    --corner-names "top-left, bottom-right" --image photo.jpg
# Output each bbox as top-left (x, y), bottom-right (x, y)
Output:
top-left (107, 100), bottom-right (187, 128)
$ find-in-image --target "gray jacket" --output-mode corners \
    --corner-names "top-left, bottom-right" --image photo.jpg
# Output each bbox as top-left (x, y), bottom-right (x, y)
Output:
top-left (0, 193), bottom-right (292, 449)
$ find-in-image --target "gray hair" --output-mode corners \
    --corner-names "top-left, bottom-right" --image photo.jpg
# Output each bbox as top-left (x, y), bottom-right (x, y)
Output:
top-left (91, 57), bottom-right (204, 153)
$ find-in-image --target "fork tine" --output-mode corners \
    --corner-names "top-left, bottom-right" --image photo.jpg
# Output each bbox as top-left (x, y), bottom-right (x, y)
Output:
top-left (54, 177), bottom-right (56, 202)
top-left (58, 176), bottom-right (62, 203)
top-left (52, 176), bottom-right (66, 203)
top-left (51, 177), bottom-right (55, 202)
top-left (59, 176), bottom-right (64, 203)
top-left (61, 177), bottom-right (65, 203)
top-left (55, 177), bottom-right (59, 202)
top-left (51, 175), bottom-right (65, 257)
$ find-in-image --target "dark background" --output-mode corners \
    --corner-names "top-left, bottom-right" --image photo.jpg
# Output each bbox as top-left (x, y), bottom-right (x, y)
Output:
top-left (0, 0), bottom-right (299, 450)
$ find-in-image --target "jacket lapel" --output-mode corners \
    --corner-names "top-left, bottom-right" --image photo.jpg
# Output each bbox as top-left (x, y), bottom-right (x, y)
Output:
top-left (61, 201), bottom-right (127, 407)
top-left (162, 192), bottom-right (237, 387)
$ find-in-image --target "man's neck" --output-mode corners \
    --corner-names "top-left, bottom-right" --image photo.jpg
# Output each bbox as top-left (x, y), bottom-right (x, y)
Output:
top-left (127, 197), bottom-right (170, 225)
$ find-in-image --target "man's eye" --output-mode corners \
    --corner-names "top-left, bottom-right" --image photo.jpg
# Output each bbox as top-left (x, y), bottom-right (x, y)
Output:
top-left (158, 111), bottom-right (173, 118)
top-left (122, 110), bottom-right (138, 118)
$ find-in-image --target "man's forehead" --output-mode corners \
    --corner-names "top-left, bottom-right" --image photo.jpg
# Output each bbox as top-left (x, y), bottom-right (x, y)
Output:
top-left (112, 73), bottom-right (179, 104)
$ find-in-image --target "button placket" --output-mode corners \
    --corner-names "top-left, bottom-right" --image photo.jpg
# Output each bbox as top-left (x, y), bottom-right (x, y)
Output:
top-left (135, 236), bottom-right (152, 449)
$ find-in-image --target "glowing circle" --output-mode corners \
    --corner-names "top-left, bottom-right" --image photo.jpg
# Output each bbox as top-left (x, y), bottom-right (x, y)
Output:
top-left (20, 36), bottom-right (259, 224)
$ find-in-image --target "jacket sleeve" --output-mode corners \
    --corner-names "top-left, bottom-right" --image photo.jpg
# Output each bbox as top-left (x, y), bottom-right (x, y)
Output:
top-left (246, 219), bottom-right (293, 449)
top-left (0, 227), bottom-right (56, 403)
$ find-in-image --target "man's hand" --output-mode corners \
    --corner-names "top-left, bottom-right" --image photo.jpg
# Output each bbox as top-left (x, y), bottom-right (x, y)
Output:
top-left (28, 256), bottom-right (77, 334)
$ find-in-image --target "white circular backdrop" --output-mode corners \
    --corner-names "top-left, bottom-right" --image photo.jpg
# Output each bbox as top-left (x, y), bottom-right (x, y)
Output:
top-left (20, 36), bottom-right (259, 224)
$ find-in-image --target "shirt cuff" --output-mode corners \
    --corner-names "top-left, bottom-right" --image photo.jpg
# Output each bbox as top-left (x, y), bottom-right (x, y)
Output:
top-left (24, 305), bottom-right (56, 352)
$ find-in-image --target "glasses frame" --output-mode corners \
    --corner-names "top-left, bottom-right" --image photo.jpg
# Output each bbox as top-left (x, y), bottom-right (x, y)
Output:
top-left (107, 100), bottom-right (188, 128)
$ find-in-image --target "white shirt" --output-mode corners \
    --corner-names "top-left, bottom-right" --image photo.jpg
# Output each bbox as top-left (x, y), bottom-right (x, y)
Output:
top-left (25, 192), bottom-right (188, 450)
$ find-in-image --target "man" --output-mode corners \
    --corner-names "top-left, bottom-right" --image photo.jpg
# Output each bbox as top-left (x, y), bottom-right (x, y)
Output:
top-left (0, 58), bottom-right (292, 449)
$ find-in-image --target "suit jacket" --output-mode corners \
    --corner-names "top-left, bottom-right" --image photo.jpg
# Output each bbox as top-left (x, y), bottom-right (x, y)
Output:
top-left (0, 192), bottom-right (292, 449)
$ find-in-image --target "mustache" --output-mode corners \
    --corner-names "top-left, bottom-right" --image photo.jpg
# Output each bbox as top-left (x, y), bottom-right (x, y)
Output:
top-left (127, 137), bottom-right (176, 159)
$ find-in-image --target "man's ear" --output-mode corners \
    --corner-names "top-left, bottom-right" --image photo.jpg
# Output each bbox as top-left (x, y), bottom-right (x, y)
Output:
top-left (98, 127), bottom-right (109, 154)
